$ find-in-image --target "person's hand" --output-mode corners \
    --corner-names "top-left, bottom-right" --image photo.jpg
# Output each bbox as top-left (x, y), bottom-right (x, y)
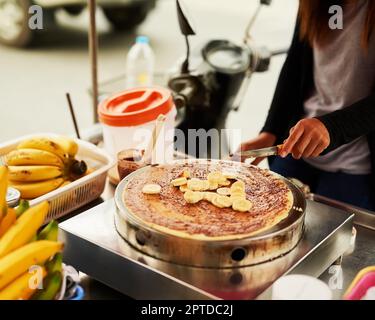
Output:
top-left (279, 118), bottom-right (330, 159)
top-left (233, 132), bottom-right (277, 165)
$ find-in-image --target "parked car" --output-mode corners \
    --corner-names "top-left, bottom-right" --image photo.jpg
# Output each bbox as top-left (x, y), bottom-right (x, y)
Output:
top-left (0, 0), bottom-right (157, 47)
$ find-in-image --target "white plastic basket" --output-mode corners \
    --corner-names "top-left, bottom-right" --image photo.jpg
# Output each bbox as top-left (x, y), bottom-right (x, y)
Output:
top-left (0, 133), bottom-right (115, 223)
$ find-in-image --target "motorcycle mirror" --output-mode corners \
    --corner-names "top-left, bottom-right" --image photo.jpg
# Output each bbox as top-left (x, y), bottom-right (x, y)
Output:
top-left (176, 0), bottom-right (196, 36)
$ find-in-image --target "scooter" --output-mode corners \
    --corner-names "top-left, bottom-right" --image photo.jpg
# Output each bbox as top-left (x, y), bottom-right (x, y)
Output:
top-left (169, 0), bottom-right (287, 156)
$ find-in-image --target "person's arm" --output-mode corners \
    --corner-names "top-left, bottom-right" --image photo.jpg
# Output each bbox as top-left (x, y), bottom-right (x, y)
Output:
top-left (318, 93), bottom-right (375, 152)
top-left (261, 20), bottom-right (304, 138)
top-left (280, 93), bottom-right (375, 159)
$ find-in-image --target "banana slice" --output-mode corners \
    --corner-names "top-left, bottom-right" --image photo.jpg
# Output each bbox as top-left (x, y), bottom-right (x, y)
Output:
top-left (142, 184), bottom-right (162, 195)
top-left (184, 190), bottom-right (204, 204)
top-left (232, 180), bottom-right (245, 190)
top-left (204, 192), bottom-right (216, 202)
top-left (232, 199), bottom-right (253, 212)
top-left (230, 195), bottom-right (246, 204)
top-left (187, 178), bottom-right (201, 191)
top-left (171, 177), bottom-right (188, 187)
top-left (207, 171), bottom-right (224, 184)
top-left (217, 187), bottom-right (231, 196)
top-left (223, 172), bottom-right (237, 180)
top-left (209, 181), bottom-right (219, 190)
top-left (180, 185), bottom-right (189, 193)
top-left (187, 178), bottom-right (209, 191)
top-left (213, 195), bottom-right (232, 208)
top-left (230, 189), bottom-right (246, 196)
top-left (201, 180), bottom-right (210, 191)
top-left (182, 170), bottom-right (191, 178)
top-left (218, 179), bottom-right (231, 187)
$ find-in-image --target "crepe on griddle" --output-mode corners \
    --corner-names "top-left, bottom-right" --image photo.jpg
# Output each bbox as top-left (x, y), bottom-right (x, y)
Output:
top-left (123, 160), bottom-right (293, 241)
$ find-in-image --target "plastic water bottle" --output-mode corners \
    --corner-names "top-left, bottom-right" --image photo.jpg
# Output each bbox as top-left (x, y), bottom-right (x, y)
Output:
top-left (126, 36), bottom-right (155, 88)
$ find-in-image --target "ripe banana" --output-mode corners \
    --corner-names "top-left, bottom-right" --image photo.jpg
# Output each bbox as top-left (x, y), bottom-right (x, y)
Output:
top-left (5, 149), bottom-right (64, 168)
top-left (0, 208), bottom-right (17, 238)
top-left (0, 267), bottom-right (46, 300)
top-left (0, 201), bottom-right (49, 258)
top-left (0, 167), bottom-right (8, 222)
top-left (10, 178), bottom-right (64, 199)
top-left (17, 138), bottom-right (67, 161)
top-left (0, 240), bottom-right (63, 290)
top-left (8, 166), bottom-right (63, 183)
top-left (50, 136), bottom-right (78, 158)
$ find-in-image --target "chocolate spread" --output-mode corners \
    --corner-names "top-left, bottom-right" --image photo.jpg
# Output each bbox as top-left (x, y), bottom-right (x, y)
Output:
top-left (123, 161), bottom-right (292, 237)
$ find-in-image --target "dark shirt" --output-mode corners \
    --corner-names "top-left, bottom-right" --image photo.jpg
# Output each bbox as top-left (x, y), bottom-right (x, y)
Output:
top-left (261, 19), bottom-right (375, 187)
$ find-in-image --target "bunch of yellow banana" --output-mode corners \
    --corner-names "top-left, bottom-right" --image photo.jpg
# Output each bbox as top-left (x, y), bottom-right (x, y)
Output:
top-left (5, 136), bottom-right (87, 199)
top-left (0, 167), bottom-right (64, 300)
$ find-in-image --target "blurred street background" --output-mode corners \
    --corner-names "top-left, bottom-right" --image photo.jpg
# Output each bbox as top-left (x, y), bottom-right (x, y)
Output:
top-left (0, 0), bottom-right (298, 143)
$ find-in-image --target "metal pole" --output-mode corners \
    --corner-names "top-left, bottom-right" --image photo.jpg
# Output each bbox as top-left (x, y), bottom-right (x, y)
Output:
top-left (88, 0), bottom-right (99, 123)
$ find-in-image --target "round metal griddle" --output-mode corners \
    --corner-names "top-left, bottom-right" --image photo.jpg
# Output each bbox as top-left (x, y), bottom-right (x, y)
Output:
top-left (114, 160), bottom-right (306, 268)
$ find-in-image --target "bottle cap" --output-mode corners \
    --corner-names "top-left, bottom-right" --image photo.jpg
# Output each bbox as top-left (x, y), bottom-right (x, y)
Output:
top-left (6, 187), bottom-right (21, 208)
top-left (98, 86), bottom-right (174, 127)
top-left (136, 36), bottom-right (149, 44)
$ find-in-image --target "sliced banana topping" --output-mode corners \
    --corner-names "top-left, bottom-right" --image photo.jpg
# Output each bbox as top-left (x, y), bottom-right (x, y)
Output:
top-left (142, 184), bottom-right (162, 195)
top-left (230, 189), bottom-right (246, 197)
top-left (200, 180), bottom-right (210, 191)
top-left (232, 199), bottom-right (253, 212)
top-left (232, 180), bottom-right (245, 191)
top-left (217, 187), bottom-right (231, 196)
top-left (171, 177), bottom-right (188, 187)
top-left (184, 190), bottom-right (204, 204)
top-left (218, 179), bottom-right (231, 187)
top-left (179, 185), bottom-right (189, 193)
top-left (207, 171), bottom-right (224, 184)
top-left (213, 195), bottom-right (232, 208)
top-left (204, 192), bottom-right (216, 202)
top-left (223, 172), bottom-right (237, 180)
top-left (187, 178), bottom-right (209, 191)
top-left (209, 181), bottom-right (219, 190)
top-left (171, 171), bottom-right (252, 213)
top-left (182, 170), bottom-right (191, 178)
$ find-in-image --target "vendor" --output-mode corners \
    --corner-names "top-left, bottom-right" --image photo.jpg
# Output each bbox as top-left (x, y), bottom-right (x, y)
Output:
top-left (238, 0), bottom-right (375, 210)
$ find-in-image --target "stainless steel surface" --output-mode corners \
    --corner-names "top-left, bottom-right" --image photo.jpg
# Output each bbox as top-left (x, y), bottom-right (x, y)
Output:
top-left (114, 160), bottom-right (306, 268)
top-left (320, 225), bottom-right (375, 300)
top-left (237, 146), bottom-right (279, 159)
top-left (59, 198), bottom-right (353, 300)
top-left (310, 193), bottom-right (375, 231)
